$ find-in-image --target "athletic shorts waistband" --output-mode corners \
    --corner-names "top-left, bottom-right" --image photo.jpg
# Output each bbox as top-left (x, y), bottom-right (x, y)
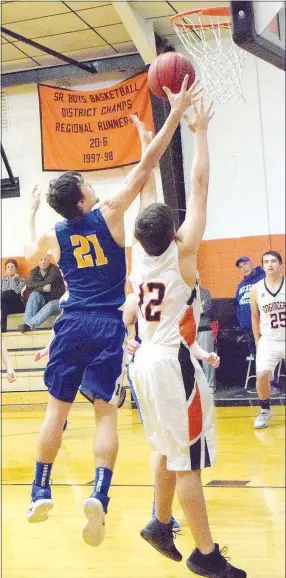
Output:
top-left (138, 343), bottom-right (179, 357)
top-left (60, 308), bottom-right (123, 320)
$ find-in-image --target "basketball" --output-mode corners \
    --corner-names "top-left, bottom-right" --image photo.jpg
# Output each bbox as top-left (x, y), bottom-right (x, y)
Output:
top-left (148, 52), bottom-right (196, 100)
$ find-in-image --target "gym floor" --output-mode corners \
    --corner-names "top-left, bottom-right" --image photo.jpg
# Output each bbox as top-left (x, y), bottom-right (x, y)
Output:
top-left (2, 396), bottom-right (285, 578)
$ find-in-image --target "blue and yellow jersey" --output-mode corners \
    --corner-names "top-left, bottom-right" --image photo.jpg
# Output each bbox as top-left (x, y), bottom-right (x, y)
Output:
top-left (55, 208), bottom-right (126, 314)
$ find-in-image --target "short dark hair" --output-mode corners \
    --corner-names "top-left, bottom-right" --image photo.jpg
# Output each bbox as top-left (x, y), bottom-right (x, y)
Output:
top-left (134, 203), bottom-right (175, 256)
top-left (5, 258), bottom-right (18, 269)
top-left (261, 250), bottom-right (282, 265)
top-left (47, 171), bottom-right (84, 220)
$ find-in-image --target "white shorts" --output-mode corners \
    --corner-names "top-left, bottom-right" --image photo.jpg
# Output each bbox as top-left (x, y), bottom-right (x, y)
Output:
top-left (132, 342), bottom-right (216, 471)
top-left (256, 336), bottom-right (285, 375)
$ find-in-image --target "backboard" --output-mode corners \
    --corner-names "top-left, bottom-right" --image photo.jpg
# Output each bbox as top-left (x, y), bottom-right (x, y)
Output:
top-left (231, 1), bottom-right (285, 70)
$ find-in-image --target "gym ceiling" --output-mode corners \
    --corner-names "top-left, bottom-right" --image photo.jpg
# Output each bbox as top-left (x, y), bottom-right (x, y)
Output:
top-left (1, 1), bottom-right (228, 77)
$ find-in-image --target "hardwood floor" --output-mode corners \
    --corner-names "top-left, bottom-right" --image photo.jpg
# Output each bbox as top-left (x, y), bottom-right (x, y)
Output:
top-left (2, 401), bottom-right (285, 578)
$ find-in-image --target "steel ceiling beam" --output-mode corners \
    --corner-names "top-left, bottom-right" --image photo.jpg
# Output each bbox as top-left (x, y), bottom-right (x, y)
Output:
top-left (1, 26), bottom-right (97, 73)
top-left (1, 52), bottom-right (145, 87)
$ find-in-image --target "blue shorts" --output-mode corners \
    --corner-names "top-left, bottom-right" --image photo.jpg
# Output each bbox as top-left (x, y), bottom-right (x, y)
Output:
top-left (44, 310), bottom-right (125, 404)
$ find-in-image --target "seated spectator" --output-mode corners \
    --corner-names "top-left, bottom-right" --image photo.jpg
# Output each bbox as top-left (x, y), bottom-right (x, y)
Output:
top-left (18, 256), bottom-right (65, 333)
top-left (1, 258), bottom-right (25, 332)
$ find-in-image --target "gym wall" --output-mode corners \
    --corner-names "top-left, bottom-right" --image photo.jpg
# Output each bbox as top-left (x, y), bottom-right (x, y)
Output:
top-left (179, 45), bottom-right (285, 296)
top-left (2, 51), bottom-right (285, 297)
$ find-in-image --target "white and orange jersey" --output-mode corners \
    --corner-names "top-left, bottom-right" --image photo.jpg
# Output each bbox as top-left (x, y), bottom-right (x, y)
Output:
top-left (130, 241), bottom-right (201, 348)
top-left (255, 277), bottom-right (285, 341)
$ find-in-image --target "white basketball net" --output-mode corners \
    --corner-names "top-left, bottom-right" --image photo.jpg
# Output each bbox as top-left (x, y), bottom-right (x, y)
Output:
top-left (171, 11), bottom-right (247, 104)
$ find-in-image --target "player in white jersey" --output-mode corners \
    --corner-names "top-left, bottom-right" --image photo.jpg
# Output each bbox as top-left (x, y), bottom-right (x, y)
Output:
top-left (250, 250), bottom-right (285, 429)
top-left (130, 101), bottom-right (246, 578)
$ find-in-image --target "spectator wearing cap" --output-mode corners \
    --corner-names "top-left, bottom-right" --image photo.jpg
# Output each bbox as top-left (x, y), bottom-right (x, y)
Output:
top-left (235, 256), bottom-right (265, 354)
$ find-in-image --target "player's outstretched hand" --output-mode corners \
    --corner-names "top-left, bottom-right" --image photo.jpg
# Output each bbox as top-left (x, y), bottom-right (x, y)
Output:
top-left (130, 114), bottom-right (153, 149)
top-left (163, 76), bottom-right (203, 116)
top-left (205, 352), bottom-right (220, 368)
top-left (183, 97), bottom-right (214, 133)
top-left (7, 366), bottom-right (16, 383)
top-left (30, 184), bottom-right (41, 213)
top-left (34, 347), bottom-right (48, 362)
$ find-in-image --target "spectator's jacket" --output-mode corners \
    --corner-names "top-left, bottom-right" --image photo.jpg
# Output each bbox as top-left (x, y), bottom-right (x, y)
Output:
top-left (1, 276), bottom-right (25, 294)
top-left (198, 286), bottom-right (213, 331)
top-left (26, 264), bottom-right (65, 302)
top-left (235, 266), bottom-right (265, 330)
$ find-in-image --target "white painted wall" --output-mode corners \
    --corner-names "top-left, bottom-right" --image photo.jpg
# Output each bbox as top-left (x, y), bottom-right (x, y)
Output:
top-left (179, 42), bottom-right (285, 240)
top-left (1, 47), bottom-right (285, 258)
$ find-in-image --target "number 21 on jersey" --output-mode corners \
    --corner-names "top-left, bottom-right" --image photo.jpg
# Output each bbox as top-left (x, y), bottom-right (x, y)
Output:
top-left (139, 282), bottom-right (165, 321)
top-left (70, 234), bottom-right (108, 268)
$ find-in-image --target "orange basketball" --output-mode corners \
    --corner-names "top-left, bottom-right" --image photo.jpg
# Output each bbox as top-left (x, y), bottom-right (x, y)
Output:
top-left (148, 52), bottom-right (196, 100)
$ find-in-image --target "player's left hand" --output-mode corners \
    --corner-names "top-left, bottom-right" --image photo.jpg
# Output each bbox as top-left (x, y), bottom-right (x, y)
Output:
top-left (205, 352), bottom-right (220, 368)
top-left (7, 367), bottom-right (16, 383)
top-left (127, 339), bottom-right (140, 356)
top-left (183, 97), bottom-right (214, 133)
top-left (163, 76), bottom-right (203, 116)
top-left (30, 185), bottom-right (41, 212)
top-left (131, 114), bottom-right (153, 149)
top-left (34, 348), bottom-right (48, 362)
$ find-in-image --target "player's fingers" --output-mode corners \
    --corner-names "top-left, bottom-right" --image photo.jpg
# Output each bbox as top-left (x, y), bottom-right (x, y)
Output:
top-left (190, 87), bottom-right (204, 101)
top-left (189, 78), bottom-right (200, 92)
top-left (193, 102), bottom-right (199, 114)
top-left (206, 101), bottom-right (214, 115)
top-left (130, 114), bottom-right (143, 127)
top-left (183, 113), bottom-right (191, 125)
top-left (162, 85), bottom-right (172, 98)
top-left (181, 74), bottom-right (189, 92)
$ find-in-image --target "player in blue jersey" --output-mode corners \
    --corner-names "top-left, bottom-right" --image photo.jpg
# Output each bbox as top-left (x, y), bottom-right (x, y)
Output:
top-left (24, 77), bottom-right (203, 547)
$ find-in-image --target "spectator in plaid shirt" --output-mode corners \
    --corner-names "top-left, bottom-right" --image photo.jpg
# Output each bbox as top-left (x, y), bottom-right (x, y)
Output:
top-left (1, 258), bottom-right (25, 332)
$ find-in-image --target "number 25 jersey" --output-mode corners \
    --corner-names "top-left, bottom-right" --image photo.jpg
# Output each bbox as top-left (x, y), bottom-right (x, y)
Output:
top-left (255, 277), bottom-right (285, 341)
top-left (130, 241), bottom-right (201, 348)
top-left (55, 208), bottom-right (126, 313)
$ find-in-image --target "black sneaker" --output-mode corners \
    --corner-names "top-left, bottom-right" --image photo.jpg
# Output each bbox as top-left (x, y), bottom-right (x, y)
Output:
top-left (18, 323), bottom-right (31, 333)
top-left (140, 517), bottom-right (182, 562)
top-left (187, 544), bottom-right (247, 577)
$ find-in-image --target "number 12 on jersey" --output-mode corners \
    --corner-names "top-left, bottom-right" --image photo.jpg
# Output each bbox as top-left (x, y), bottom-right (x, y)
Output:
top-left (139, 282), bottom-right (165, 321)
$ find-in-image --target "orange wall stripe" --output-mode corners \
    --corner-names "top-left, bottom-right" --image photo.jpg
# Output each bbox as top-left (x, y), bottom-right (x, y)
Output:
top-left (2, 234), bottom-right (284, 299)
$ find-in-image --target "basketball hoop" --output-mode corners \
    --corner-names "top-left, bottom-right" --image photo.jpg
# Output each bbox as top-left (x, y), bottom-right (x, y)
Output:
top-left (171, 7), bottom-right (247, 104)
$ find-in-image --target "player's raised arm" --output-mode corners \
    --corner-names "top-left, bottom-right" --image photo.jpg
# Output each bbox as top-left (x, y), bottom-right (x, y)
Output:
top-left (250, 286), bottom-right (261, 346)
top-left (102, 77), bottom-right (202, 217)
top-left (24, 186), bottom-right (59, 265)
top-left (176, 97), bottom-right (214, 287)
top-left (131, 115), bottom-right (157, 214)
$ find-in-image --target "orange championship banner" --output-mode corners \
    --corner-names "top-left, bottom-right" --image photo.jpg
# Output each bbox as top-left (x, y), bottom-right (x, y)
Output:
top-left (38, 72), bottom-right (155, 172)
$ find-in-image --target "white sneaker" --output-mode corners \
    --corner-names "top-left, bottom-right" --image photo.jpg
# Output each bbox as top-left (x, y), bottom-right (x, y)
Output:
top-left (254, 409), bottom-right (272, 429)
top-left (27, 499), bottom-right (54, 523)
top-left (82, 497), bottom-right (105, 547)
